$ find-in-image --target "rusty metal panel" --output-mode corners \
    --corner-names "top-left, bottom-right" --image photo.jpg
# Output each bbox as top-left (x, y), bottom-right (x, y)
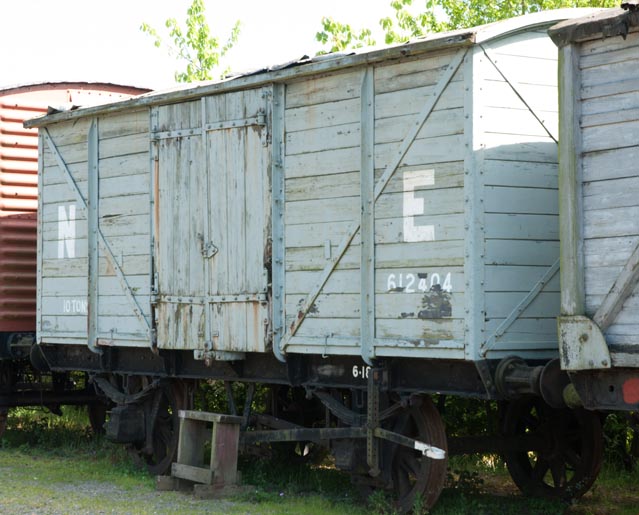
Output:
top-left (154, 88), bottom-right (271, 355)
top-left (0, 98), bottom-right (39, 331)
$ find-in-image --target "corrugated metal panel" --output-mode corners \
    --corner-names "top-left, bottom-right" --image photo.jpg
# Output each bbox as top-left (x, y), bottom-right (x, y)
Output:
top-left (0, 83), bottom-right (148, 333)
top-left (0, 99), bottom-right (43, 331)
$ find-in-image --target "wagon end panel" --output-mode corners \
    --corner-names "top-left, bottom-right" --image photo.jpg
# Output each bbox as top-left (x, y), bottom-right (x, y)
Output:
top-left (281, 47), bottom-right (469, 361)
top-left (477, 28), bottom-right (561, 361)
top-left (154, 88), bottom-right (271, 355)
top-left (38, 111), bottom-right (152, 349)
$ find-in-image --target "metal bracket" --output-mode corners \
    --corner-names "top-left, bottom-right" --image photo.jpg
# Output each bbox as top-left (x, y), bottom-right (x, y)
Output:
top-left (202, 242), bottom-right (219, 259)
top-left (197, 233), bottom-right (218, 259)
top-left (557, 316), bottom-right (611, 371)
top-left (374, 427), bottom-right (446, 460)
top-left (194, 350), bottom-right (246, 363)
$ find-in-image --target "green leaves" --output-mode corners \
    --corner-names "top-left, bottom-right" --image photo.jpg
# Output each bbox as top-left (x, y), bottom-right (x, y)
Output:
top-left (315, 16), bottom-right (376, 54)
top-left (140, 0), bottom-right (241, 83)
top-left (316, 0), bottom-right (618, 54)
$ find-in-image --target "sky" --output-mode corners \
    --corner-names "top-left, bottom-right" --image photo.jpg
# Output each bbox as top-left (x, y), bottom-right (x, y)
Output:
top-left (1, 0), bottom-right (395, 90)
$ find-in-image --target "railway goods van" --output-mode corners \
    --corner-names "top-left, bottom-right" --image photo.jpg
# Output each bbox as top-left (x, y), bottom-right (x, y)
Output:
top-left (0, 82), bottom-right (147, 436)
top-left (550, 8), bottom-right (639, 411)
top-left (26, 10), bottom-right (601, 511)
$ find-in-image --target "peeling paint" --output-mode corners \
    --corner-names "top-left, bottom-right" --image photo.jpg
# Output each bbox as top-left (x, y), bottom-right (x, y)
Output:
top-left (418, 284), bottom-right (452, 319)
top-left (400, 312), bottom-right (415, 318)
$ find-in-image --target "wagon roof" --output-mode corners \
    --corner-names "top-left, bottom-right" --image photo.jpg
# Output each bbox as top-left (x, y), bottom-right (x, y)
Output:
top-left (0, 81), bottom-right (149, 96)
top-left (549, 7), bottom-right (639, 47)
top-left (25, 8), bottom-right (597, 129)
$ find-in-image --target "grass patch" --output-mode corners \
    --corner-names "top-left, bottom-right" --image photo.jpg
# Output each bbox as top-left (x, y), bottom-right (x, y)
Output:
top-left (2, 408), bottom-right (639, 514)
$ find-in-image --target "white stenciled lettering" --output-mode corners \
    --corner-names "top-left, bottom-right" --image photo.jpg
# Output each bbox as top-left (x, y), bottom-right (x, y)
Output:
top-left (387, 271), bottom-right (453, 293)
top-left (403, 169), bottom-right (435, 242)
top-left (58, 205), bottom-right (76, 258)
top-left (62, 298), bottom-right (87, 314)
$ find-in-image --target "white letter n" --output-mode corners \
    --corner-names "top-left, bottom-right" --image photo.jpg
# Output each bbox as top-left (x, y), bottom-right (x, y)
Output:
top-left (58, 205), bottom-right (76, 258)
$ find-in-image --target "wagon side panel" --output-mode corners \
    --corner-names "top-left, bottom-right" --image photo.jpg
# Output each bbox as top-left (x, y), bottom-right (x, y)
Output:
top-left (580, 31), bottom-right (639, 363)
top-left (282, 47), bottom-right (469, 360)
top-left (96, 111), bottom-right (152, 346)
top-left (38, 111), bottom-right (152, 348)
top-left (373, 49), bottom-right (467, 359)
top-left (39, 120), bottom-right (92, 345)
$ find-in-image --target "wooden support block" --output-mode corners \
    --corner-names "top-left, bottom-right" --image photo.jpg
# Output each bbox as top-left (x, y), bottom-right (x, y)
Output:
top-left (155, 475), bottom-right (177, 491)
top-left (210, 416), bottom-right (241, 486)
top-left (179, 410), bottom-right (243, 425)
top-left (172, 410), bottom-right (242, 489)
top-left (171, 462), bottom-right (215, 485)
top-left (177, 416), bottom-right (208, 468)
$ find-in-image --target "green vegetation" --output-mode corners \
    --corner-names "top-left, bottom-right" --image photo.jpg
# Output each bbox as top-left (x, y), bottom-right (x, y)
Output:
top-left (140, 0), bottom-right (240, 82)
top-left (316, 0), bottom-right (618, 53)
top-left (2, 406), bottom-right (639, 514)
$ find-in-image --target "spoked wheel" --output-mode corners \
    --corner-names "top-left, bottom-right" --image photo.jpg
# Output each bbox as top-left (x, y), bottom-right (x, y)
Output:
top-left (387, 396), bottom-right (448, 513)
top-left (127, 378), bottom-right (190, 476)
top-left (502, 396), bottom-right (603, 500)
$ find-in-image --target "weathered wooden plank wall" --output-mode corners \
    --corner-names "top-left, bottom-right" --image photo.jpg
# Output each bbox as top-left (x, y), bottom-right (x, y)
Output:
top-left (580, 31), bottom-right (639, 349)
top-left (39, 110), bottom-right (151, 346)
top-left (479, 31), bottom-right (561, 358)
top-left (283, 48), bottom-right (467, 358)
top-left (155, 89), bottom-right (270, 353)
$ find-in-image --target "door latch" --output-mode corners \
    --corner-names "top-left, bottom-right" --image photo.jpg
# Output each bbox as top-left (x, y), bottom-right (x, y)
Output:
top-left (202, 241), bottom-right (218, 259)
top-left (198, 233), bottom-right (218, 259)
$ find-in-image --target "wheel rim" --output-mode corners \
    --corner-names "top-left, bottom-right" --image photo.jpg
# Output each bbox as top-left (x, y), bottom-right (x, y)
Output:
top-left (141, 380), bottom-right (186, 476)
top-left (388, 396), bottom-right (448, 513)
top-left (502, 397), bottom-right (603, 500)
top-left (120, 377), bottom-right (188, 476)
